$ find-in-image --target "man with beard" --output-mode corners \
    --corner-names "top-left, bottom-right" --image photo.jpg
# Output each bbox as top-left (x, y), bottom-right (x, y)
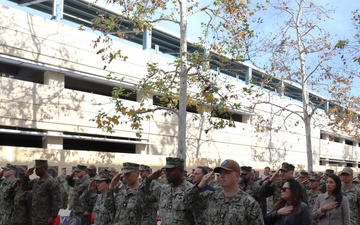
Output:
top-left (139, 157), bottom-right (194, 225)
top-left (22, 159), bottom-right (61, 225)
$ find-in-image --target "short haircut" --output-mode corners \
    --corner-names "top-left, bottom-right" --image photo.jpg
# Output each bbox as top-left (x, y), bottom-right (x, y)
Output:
top-left (265, 166), bottom-right (270, 170)
top-left (196, 166), bottom-right (209, 176)
top-left (204, 166), bottom-right (213, 173)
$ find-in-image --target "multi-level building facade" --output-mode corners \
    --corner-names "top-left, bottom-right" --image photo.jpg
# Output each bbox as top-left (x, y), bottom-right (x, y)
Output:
top-left (0, 0), bottom-right (358, 174)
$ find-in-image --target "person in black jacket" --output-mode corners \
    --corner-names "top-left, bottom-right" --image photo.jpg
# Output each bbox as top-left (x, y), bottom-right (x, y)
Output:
top-left (264, 179), bottom-right (311, 225)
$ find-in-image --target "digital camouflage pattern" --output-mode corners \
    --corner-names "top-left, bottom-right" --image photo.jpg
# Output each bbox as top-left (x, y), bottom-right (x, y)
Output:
top-left (22, 174), bottom-right (61, 225)
top-left (105, 186), bottom-right (142, 225)
top-left (318, 179), bottom-right (326, 193)
top-left (57, 174), bottom-right (70, 209)
top-left (342, 185), bottom-right (360, 225)
top-left (163, 157), bottom-right (185, 169)
top-left (68, 185), bottom-right (75, 210)
top-left (139, 179), bottom-right (195, 225)
top-left (185, 185), bottom-right (264, 225)
top-left (306, 189), bottom-right (320, 211)
top-left (0, 177), bottom-right (17, 224)
top-left (306, 189), bottom-right (320, 225)
top-left (140, 180), bottom-right (158, 225)
top-left (192, 185), bottom-right (216, 225)
top-left (243, 181), bottom-right (260, 200)
top-left (251, 179), bottom-right (267, 216)
top-left (81, 189), bottom-right (113, 225)
top-left (66, 175), bottom-right (91, 214)
top-left (11, 187), bottom-right (32, 224)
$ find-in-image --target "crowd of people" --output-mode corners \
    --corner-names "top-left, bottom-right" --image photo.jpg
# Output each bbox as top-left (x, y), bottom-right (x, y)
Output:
top-left (0, 158), bottom-right (360, 225)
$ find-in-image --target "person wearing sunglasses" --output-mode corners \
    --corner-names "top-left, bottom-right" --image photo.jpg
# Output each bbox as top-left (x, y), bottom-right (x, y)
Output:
top-left (313, 174), bottom-right (350, 225)
top-left (264, 179), bottom-right (311, 225)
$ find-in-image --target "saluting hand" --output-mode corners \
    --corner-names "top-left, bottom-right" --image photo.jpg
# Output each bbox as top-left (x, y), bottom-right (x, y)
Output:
top-left (110, 173), bottom-right (122, 190)
top-left (301, 178), bottom-right (309, 184)
top-left (270, 170), bottom-right (280, 182)
top-left (147, 169), bottom-right (162, 181)
top-left (25, 168), bottom-right (34, 177)
top-left (199, 171), bottom-right (214, 189)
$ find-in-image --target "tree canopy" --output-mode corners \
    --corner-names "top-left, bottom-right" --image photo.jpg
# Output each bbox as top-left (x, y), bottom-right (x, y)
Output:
top-left (90, 0), bottom-right (264, 160)
top-left (247, 0), bottom-right (358, 170)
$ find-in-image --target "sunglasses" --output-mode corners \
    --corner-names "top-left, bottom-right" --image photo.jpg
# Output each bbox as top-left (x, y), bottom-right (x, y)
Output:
top-left (281, 187), bottom-right (290, 192)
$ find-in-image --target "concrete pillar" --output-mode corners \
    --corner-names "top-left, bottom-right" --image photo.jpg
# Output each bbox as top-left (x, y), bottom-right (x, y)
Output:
top-left (44, 71), bottom-right (65, 88)
top-left (52, 0), bottom-right (64, 22)
top-left (42, 134), bottom-right (63, 150)
top-left (278, 80), bottom-right (284, 97)
top-left (324, 101), bottom-right (329, 113)
top-left (142, 28), bottom-right (152, 50)
top-left (339, 138), bottom-right (345, 145)
top-left (245, 66), bottom-right (252, 85)
top-left (135, 144), bottom-right (148, 155)
top-left (322, 133), bottom-right (329, 141)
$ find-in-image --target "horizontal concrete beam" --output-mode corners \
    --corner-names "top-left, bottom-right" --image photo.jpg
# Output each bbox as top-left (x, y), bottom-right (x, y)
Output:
top-left (18, 0), bottom-right (49, 6)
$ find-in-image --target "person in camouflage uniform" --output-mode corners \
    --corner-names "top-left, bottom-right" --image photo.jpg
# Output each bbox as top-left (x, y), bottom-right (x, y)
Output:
top-left (66, 164), bottom-right (91, 225)
top-left (22, 159), bottom-right (61, 225)
top-left (11, 172), bottom-right (32, 225)
top-left (241, 166), bottom-right (267, 216)
top-left (105, 167), bottom-right (118, 178)
top-left (185, 159), bottom-right (264, 225)
top-left (297, 170), bottom-right (310, 191)
top-left (139, 157), bottom-right (195, 225)
top-left (80, 172), bottom-right (113, 225)
top-left (56, 167), bottom-right (70, 209)
top-left (157, 170), bottom-right (167, 184)
top-left (67, 168), bottom-right (76, 210)
top-left (105, 162), bottom-right (143, 225)
top-left (340, 167), bottom-right (360, 225)
top-left (139, 164), bottom-right (158, 225)
top-left (0, 163), bottom-right (18, 225)
top-left (259, 162), bottom-right (307, 205)
top-left (191, 166), bottom-right (215, 225)
top-left (241, 166), bottom-right (259, 198)
top-left (84, 164), bottom-right (98, 219)
top-left (306, 173), bottom-right (321, 225)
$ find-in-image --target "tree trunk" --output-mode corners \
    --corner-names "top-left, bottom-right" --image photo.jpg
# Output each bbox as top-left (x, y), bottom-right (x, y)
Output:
top-left (178, 0), bottom-right (187, 160)
top-left (304, 116), bottom-right (313, 171)
top-left (296, 1), bottom-right (313, 171)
